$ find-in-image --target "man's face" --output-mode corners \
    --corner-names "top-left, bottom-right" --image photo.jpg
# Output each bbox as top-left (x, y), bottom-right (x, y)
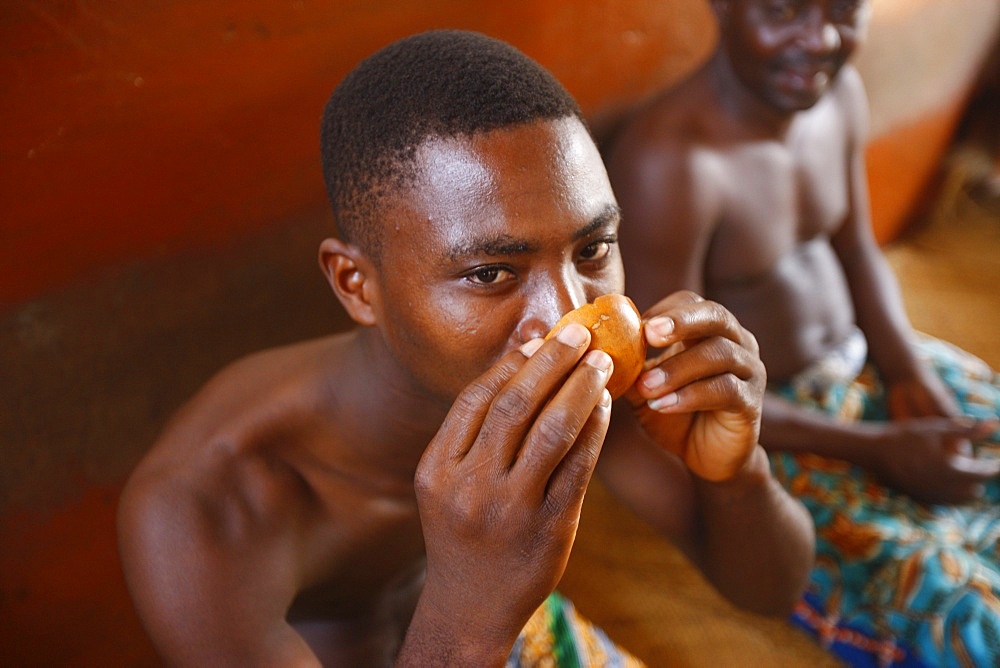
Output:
top-left (370, 117), bottom-right (624, 404)
top-left (718, 0), bottom-right (871, 112)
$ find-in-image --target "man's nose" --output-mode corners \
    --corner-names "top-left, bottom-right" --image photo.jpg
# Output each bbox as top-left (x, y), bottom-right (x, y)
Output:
top-left (515, 275), bottom-right (588, 343)
top-left (800, 10), bottom-right (841, 54)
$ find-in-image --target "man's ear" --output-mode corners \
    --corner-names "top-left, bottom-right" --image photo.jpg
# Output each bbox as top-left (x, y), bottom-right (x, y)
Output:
top-left (318, 237), bottom-right (378, 327)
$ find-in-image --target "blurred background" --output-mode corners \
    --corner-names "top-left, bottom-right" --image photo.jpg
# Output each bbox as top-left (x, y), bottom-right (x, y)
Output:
top-left (2, 0), bottom-right (998, 664)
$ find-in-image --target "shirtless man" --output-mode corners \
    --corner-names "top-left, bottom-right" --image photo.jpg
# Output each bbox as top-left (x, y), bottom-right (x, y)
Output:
top-left (117, 30), bottom-right (813, 666)
top-left (606, 1), bottom-right (1000, 664)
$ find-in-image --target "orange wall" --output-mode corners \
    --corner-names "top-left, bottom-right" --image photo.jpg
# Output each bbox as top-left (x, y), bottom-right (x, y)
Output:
top-left (0, 0), bottom-right (713, 307)
top-left (856, 0), bottom-right (1000, 241)
top-left (4, 1), bottom-right (996, 306)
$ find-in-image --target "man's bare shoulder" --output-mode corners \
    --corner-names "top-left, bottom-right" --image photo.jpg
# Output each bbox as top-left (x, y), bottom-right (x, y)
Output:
top-left (607, 66), bottom-right (735, 217)
top-left (117, 333), bottom-right (365, 615)
top-left (606, 65), bottom-right (733, 257)
top-left (828, 65), bottom-right (867, 103)
top-left (613, 69), bottom-right (725, 163)
top-left (116, 396), bottom-right (340, 664)
top-left (149, 334), bottom-right (351, 458)
top-left (120, 333), bottom-right (356, 545)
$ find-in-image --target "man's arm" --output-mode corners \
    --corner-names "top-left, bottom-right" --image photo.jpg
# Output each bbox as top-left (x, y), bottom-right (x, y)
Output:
top-left (607, 115), bottom-right (812, 614)
top-left (118, 462), bottom-right (321, 667)
top-left (819, 68), bottom-right (1000, 500)
top-left (600, 293), bottom-right (814, 615)
top-left (830, 67), bottom-right (926, 388)
top-left (830, 68), bottom-right (984, 422)
top-left (398, 325), bottom-right (612, 666)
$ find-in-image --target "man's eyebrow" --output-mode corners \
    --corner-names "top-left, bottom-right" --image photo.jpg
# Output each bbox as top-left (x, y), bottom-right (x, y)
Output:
top-left (445, 203), bottom-right (622, 262)
top-left (574, 204), bottom-right (622, 241)
top-left (446, 236), bottom-right (536, 262)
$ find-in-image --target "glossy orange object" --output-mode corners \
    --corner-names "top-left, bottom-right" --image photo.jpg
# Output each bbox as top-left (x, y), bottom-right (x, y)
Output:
top-left (546, 294), bottom-right (646, 399)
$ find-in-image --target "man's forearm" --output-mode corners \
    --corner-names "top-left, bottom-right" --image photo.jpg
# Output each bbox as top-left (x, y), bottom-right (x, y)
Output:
top-left (692, 446), bottom-right (815, 615)
top-left (760, 392), bottom-right (884, 468)
top-left (396, 581), bottom-right (519, 668)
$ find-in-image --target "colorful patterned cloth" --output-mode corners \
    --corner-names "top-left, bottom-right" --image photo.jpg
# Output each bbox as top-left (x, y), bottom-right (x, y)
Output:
top-left (508, 591), bottom-right (645, 667)
top-left (770, 333), bottom-right (1000, 667)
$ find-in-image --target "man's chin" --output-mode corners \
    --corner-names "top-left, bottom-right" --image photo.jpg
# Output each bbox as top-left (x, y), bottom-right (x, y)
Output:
top-left (769, 89), bottom-right (826, 114)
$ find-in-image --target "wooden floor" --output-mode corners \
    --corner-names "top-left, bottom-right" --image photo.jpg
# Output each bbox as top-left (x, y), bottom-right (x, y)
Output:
top-left (558, 164), bottom-right (1000, 666)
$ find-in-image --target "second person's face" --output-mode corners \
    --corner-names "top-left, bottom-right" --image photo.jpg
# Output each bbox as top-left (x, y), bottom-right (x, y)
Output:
top-left (719, 0), bottom-right (871, 112)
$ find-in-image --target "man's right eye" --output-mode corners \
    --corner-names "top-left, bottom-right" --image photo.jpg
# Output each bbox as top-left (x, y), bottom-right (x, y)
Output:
top-left (764, 0), bottom-right (797, 21)
top-left (466, 265), bottom-right (513, 286)
top-left (473, 267), bottom-right (500, 283)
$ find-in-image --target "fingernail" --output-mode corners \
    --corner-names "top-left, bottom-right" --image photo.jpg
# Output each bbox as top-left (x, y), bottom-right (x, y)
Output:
top-left (520, 338), bottom-right (544, 358)
top-left (648, 392), bottom-right (678, 411)
top-left (599, 389), bottom-right (613, 408)
top-left (585, 349), bottom-right (612, 373)
top-left (556, 323), bottom-right (589, 348)
top-left (646, 317), bottom-right (674, 342)
top-left (641, 367), bottom-right (666, 391)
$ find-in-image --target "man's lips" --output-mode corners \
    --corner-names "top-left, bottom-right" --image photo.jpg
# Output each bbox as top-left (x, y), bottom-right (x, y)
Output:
top-left (773, 60), bottom-right (834, 93)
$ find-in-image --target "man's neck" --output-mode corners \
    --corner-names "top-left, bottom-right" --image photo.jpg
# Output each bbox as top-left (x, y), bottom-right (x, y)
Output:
top-left (333, 328), bottom-right (451, 481)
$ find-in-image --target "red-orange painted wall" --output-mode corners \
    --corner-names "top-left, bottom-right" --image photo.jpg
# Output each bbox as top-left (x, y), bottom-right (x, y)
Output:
top-left (0, 1), bottom-right (714, 307)
top-left (3, 1), bottom-right (993, 306)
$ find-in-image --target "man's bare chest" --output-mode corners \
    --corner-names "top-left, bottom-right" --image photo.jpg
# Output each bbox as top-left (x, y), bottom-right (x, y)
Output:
top-left (282, 489), bottom-right (426, 662)
top-left (706, 141), bottom-right (850, 285)
top-left (287, 480), bottom-right (425, 615)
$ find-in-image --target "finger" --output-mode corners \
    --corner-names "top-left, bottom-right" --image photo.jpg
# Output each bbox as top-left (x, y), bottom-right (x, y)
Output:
top-left (923, 482), bottom-right (987, 505)
top-left (511, 349), bottom-right (613, 492)
top-left (428, 347), bottom-right (529, 464)
top-left (960, 417), bottom-right (1000, 440)
top-left (472, 323), bottom-right (591, 468)
top-left (640, 291), bottom-right (702, 350)
top-left (975, 419), bottom-right (1000, 443)
top-left (642, 290), bottom-right (705, 318)
top-left (636, 336), bottom-right (760, 404)
top-left (918, 453), bottom-right (1000, 503)
top-left (932, 477), bottom-right (992, 505)
top-left (544, 387), bottom-right (612, 511)
top-left (644, 297), bottom-right (749, 351)
top-left (947, 453), bottom-right (1000, 482)
top-left (645, 371), bottom-right (759, 421)
top-left (925, 417), bottom-right (1000, 441)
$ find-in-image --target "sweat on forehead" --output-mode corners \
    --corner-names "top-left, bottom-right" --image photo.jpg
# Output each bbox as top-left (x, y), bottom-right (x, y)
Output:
top-left (319, 29), bottom-right (586, 262)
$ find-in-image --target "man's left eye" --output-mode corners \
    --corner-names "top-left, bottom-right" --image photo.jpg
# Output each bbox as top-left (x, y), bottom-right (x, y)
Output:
top-left (580, 241), bottom-right (612, 261)
top-left (830, 0), bottom-right (862, 20)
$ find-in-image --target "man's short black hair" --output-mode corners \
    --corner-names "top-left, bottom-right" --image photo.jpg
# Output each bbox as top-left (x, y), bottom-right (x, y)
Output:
top-left (320, 29), bottom-right (586, 262)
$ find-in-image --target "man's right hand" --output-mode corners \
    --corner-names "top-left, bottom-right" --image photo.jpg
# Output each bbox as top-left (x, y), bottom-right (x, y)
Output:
top-left (398, 323), bottom-right (612, 666)
top-left (868, 417), bottom-right (1000, 504)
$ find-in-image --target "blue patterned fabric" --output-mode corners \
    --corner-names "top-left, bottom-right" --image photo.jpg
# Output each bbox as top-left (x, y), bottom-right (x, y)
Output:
top-left (771, 334), bottom-right (1000, 667)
